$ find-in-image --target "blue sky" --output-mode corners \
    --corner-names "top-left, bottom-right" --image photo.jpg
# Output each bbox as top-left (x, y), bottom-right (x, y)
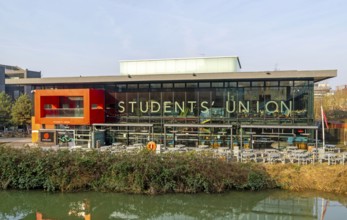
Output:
top-left (0, 0), bottom-right (346, 87)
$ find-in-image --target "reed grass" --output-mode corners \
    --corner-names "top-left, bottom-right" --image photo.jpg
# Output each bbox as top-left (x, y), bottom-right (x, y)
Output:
top-left (263, 163), bottom-right (347, 195)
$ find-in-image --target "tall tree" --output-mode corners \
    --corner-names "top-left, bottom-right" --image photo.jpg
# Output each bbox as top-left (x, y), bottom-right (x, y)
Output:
top-left (11, 94), bottom-right (32, 133)
top-left (314, 88), bottom-right (347, 121)
top-left (0, 92), bottom-right (12, 130)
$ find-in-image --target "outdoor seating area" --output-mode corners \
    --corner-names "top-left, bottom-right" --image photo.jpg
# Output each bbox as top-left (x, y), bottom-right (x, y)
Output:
top-left (234, 144), bottom-right (345, 165)
top-left (105, 143), bottom-right (346, 165)
top-left (98, 142), bottom-right (146, 153)
top-left (36, 139), bottom-right (347, 166)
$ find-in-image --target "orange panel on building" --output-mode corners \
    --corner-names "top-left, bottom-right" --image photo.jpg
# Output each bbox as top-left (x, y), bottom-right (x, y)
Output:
top-left (34, 89), bottom-right (105, 126)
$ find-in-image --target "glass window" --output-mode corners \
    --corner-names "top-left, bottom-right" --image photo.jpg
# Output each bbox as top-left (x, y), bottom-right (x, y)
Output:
top-left (149, 91), bottom-right (161, 117)
top-left (162, 91), bottom-right (173, 116)
top-left (211, 89), bottom-right (225, 118)
top-left (238, 82), bottom-right (250, 88)
top-left (139, 83), bottom-right (149, 89)
top-left (186, 82), bottom-right (198, 88)
top-left (265, 81), bottom-right (279, 87)
top-left (14, 90), bottom-right (20, 99)
top-left (163, 83), bottom-right (173, 88)
top-left (138, 92), bottom-right (150, 116)
top-left (199, 91), bottom-right (211, 123)
top-left (43, 96), bottom-right (84, 118)
top-left (114, 92), bottom-right (127, 123)
top-left (293, 85), bottom-right (309, 119)
top-left (150, 83), bottom-right (161, 89)
top-left (127, 84), bottom-right (138, 89)
top-left (245, 87), bottom-right (259, 101)
top-left (252, 81), bottom-right (264, 87)
top-left (295, 81), bottom-right (308, 86)
top-left (174, 91), bottom-right (186, 117)
top-left (280, 81), bottom-right (293, 86)
top-left (59, 97), bottom-right (83, 108)
top-left (116, 84), bottom-right (126, 92)
top-left (212, 82), bottom-right (224, 88)
top-left (126, 92), bottom-right (138, 117)
top-left (186, 90), bottom-right (198, 117)
top-left (104, 84), bottom-right (116, 92)
top-left (174, 83), bottom-right (185, 88)
top-left (44, 104), bottom-right (52, 109)
top-left (199, 82), bottom-right (210, 88)
top-left (228, 82), bottom-right (237, 87)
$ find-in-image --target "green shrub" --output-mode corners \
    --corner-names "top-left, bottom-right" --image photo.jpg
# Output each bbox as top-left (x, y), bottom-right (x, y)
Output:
top-left (0, 147), bottom-right (274, 194)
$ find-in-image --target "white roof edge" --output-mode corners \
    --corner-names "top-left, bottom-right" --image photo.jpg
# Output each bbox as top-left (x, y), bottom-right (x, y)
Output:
top-left (119, 56), bottom-right (240, 62)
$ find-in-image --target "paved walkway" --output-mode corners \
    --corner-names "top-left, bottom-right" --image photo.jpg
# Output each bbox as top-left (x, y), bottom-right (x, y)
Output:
top-left (0, 137), bottom-right (32, 143)
top-left (0, 138), bottom-right (33, 148)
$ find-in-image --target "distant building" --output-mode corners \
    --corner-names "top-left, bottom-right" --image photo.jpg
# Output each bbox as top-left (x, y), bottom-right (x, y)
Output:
top-left (336, 85), bottom-right (347, 91)
top-left (314, 83), bottom-right (332, 101)
top-left (334, 85), bottom-right (347, 112)
top-left (0, 66), bottom-right (5, 93)
top-left (0, 64), bottom-right (41, 99)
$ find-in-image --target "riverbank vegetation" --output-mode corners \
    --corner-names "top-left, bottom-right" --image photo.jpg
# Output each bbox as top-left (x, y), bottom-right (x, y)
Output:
top-left (0, 147), bottom-right (274, 194)
top-left (264, 164), bottom-right (347, 195)
top-left (1, 146), bottom-right (346, 195)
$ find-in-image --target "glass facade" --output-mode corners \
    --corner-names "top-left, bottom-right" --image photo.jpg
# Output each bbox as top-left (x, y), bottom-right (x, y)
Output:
top-left (34, 79), bottom-right (314, 126)
top-left (33, 79), bottom-right (314, 147)
top-left (35, 80), bottom-right (313, 122)
top-left (100, 80), bottom-right (314, 126)
top-left (42, 96), bottom-right (84, 118)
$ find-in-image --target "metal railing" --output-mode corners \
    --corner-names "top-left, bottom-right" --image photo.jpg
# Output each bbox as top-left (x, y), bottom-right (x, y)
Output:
top-left (44, 108), bottom-right (84, 117)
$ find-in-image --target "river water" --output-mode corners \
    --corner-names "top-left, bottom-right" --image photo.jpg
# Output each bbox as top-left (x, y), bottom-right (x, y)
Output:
top-left (0, 190), bottom-right (346, 220)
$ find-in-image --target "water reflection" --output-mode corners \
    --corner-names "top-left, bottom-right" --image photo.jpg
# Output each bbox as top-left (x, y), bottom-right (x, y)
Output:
top-left (0, 190), bottom-right (346, 220)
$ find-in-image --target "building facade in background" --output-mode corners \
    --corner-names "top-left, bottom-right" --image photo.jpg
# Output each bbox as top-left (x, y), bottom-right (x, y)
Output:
top-left (0, 64), bottom-right (41, 99)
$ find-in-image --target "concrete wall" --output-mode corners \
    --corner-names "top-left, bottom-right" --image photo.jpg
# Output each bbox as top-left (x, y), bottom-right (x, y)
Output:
top-left (4, 69), bottom-right (40, 100)
top-left (24, 70), bottom-right (40, 98)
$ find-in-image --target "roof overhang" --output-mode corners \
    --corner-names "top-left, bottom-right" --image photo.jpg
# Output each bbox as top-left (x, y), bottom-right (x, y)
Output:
top-left (5, 69), bottom-right (337, 85)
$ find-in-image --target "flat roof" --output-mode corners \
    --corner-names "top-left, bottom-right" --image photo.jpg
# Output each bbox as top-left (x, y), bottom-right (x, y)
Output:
top-left (120, 55), bottom-right (240, 62)
top-left (5, 69), bottom-right (337, 85)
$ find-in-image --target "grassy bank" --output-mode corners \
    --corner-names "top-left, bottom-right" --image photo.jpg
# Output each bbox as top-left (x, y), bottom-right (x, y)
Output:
top-left (0, 147), bottom-right (274, 194)
top-left (264, 164), bottom-right (347, 195)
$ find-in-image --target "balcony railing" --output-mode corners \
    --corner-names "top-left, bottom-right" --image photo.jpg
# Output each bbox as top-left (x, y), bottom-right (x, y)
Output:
top-left (43, 108), bottom-right (84, 118)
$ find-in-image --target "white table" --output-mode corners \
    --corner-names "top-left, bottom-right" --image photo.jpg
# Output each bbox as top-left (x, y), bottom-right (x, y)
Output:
top-left (198, 145), bottom-right (209, 149)
top-left (241, 152), bottom-right (256, 162)
top-left (324, 153), bottom-right (337, 165)
top-left (133, 143), bottom-right (144, 148)
top-left (176, 144), bottom-right (186, 148)
top-left (342, 152), bottom-right (347, 165)
top-left (267, 153), bottom-right (282, 164)
top-left (286, 146), bottom-right (298, 151)
top-left (265, 149), bottom-right (278, 154)
top-left (112, 142), bottom-right (123, 147)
